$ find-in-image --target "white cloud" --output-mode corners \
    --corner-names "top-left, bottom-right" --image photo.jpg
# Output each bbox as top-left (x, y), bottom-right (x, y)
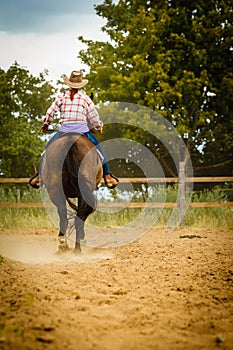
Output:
top-left (0, 14), bottom-right (108, 84)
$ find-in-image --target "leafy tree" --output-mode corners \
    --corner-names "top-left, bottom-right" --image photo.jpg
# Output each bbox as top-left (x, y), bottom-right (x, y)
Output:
top-left (0, 62), bottom-right (55, 177)
top-left (78, 0), bottom-right (233, 176)
top-left (94, 102), bottom-right (182, 178)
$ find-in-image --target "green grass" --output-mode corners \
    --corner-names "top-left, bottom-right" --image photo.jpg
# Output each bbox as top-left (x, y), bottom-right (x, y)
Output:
top-left (0, 205), bottom-right (232, 230)
top-left (185, 207), bottom-right (232, 228)
top-left (0, 208), bottom-right (52, 229)
top-left (0, 185), bottom-right (232, 229)
top-left (87, 206), bottom-right (233, 229)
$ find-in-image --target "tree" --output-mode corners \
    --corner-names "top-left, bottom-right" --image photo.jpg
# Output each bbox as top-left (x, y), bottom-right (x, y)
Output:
top-left (78, 0), bottom-right (233, 176)
top-left (0, 62), bottom-right (55, 177)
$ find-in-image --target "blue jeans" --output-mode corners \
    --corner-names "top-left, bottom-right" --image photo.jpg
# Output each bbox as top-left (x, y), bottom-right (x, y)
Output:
top-left (43, 131), bottom-right (110, 175)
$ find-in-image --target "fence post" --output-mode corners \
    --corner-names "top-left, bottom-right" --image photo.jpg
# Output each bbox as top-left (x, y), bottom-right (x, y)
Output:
top-left (178, 162), bottom-right (185, 227)
top-left (16, 188), bottom-right (21, 203)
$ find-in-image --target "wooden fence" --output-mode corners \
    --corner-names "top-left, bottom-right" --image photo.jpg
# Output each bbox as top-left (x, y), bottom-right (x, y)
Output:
top-left (1, 175), bottom-right (233, 212)
top-left (1, 176), bottom-right (233, 184)
top-left (1, 171), bottom-right (233, 226)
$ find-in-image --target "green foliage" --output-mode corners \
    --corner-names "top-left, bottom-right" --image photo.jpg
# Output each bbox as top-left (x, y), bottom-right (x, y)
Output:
top-left (0, 185), bottom-right (42, 203)
top-left (95, 102), bottom-right (181, 177)
top-left (0, 62), bottom-right (55, 177)
top-left (0, 185), bottom-right (232, 229)
top-left (88, 185), bottom-right (233, 228)
top-left (192, 186), bottom-right (228, 203)
top-left (78, 0), bottom-right (233, 175)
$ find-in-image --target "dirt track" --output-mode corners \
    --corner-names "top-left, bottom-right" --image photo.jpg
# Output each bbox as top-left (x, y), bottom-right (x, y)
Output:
top-left (0, 226), bottom-right (233, 350)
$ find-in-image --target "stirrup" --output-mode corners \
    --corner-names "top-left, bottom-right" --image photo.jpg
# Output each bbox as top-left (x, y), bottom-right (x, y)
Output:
top-left (29, 172), bottom-right (40, 189)
top-left (104, 173), bottom-right (119, 189)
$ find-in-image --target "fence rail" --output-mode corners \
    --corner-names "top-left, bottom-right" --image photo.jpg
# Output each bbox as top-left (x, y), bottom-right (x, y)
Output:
top-left (1, 140), bottom-right (233, 232)
top-left (1, 176), bottom-right (233, 214)
top-left (0, 202), bottom-right (233, 209)
top-left (1, 176), bottom-right (233, 184)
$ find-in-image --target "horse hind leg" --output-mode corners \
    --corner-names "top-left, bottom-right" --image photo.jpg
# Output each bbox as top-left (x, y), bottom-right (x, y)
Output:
top-left (74, 205), bottom-right (95, 253)
top-left (57, 204), bottom-right (69, 253)
top-left (74, 215), bottom-right (84, 253)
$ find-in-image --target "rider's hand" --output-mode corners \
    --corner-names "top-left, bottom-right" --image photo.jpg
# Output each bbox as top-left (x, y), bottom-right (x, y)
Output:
top-left (98, 126), bottom-right (103, 134)
top-left (41, 124), bottom-right (49, 133)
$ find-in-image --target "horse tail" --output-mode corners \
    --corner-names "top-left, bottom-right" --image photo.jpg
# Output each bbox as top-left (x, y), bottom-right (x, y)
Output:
top-left (64, 143), bottom-right (80, 213)
top-left (66, 198), bottom-right (78, 212)
top-left (64, 137), bottom-right (95, 213)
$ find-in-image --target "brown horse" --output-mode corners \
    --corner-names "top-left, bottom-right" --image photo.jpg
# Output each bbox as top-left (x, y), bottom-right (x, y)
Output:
top-left (41, 133), bottom-right (103, 252)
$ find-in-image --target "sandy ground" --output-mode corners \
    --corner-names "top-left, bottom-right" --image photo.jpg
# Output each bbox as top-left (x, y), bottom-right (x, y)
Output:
top-left (0, 226), bottom-right (233, 350)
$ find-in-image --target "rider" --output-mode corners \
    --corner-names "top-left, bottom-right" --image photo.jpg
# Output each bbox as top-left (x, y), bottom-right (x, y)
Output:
top-left (29, 71), bottom-right (119, 189)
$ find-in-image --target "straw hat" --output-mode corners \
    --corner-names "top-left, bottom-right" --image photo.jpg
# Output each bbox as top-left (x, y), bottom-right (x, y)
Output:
top-left (63, 71), bottom-right (88, 89)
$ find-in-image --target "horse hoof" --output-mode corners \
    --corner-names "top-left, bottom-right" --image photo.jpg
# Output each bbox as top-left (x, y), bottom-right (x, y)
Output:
top-left (74, 246), bottom-right (81, 255)
top-left (57, 244), bottom-right (70, 253)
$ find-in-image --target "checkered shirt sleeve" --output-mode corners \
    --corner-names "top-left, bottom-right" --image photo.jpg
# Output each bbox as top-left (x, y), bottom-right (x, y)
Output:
top-left (43, 91), bottom-right (103, 129)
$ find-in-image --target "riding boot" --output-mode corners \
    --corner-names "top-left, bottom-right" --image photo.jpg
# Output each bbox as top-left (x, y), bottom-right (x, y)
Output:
top-left (29, 172), bottom-right (41, 189)
top-left (104, 173), bottom-right (119, 189)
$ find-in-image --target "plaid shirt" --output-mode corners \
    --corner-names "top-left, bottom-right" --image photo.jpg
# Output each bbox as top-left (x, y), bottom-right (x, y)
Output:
top-left (43, 90), bottom-right (103, 130)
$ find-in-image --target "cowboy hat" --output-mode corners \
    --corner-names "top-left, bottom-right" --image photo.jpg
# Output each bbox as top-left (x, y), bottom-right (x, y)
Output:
top-left (63, 71), bottom-right (88, 89)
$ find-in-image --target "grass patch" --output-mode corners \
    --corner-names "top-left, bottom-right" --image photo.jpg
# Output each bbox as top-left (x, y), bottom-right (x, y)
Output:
top-left (0, 208), bottom-right (52, 229)
top-left (0, 185), bottom-right (232, 229)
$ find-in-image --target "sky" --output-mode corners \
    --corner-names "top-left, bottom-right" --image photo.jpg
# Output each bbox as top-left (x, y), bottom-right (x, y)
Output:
top-left (0, 0), bottom-right (107, 84)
